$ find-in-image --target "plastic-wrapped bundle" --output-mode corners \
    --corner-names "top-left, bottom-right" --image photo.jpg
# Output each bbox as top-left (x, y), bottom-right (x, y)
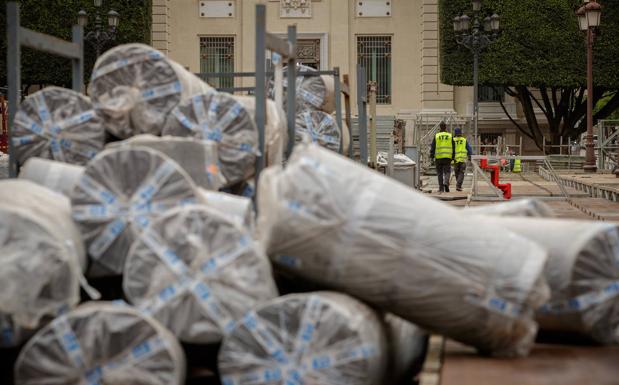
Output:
top-left (218, 292), bottom-right (387, 385)
top-left (233, 96), bottom-right (288, 167)
top-left (478, 217), bottom-right (619, 345)
top-left (123, 205), bottom-right (277, 344)
top-left (465, 199), bottom-right (555, 218)
top-left (0, 180), bottom-right (86, 346)
top-left (162, 91), bottom-right (258, 186)
top-left (270, 65), bottom-right (336, 113)
top-left (12, 87), bottom-right (104, 166)
top-left (257, 144), bottom-right (550, 357)
top-left (296, 110), bottom-right (341, 153)
top-left (384, 314), bottom-right (428, 385)
top-left (197, 188), bottom-right (255, 232)
top-left (70, 147), bottom-right (197, 277)
top-left (19, 157), bottom-right (84, 197)
top-left (89, 43), bottom-right (211, 138)
top-left (14, 302), bottom-right (185, 385)
top-left (107, 134), bottom-right (225, 190)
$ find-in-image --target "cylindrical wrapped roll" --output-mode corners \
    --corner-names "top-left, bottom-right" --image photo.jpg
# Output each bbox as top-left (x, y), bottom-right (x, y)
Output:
top-left (70, 147), bottom-right (197, 277)
top-left (257, 144), bottom-right (550, 357)
top-left (19, 157), bottom-right (85, 197)
top-left (89, 43), bottom-right (211, 138)
top-left (384, 314), bottom-right (428, 385)
top-left (465, 199), bottom-right (555, 218)
top-left (162, 91), bottom-right (258, 186)
top-left (197, 189), bottom-right (255, 232)
top-left (233, 96), bottom-right (288, 167)
top-left (478, 217), bottom-right (619, 345)
top-left (0, 180), bottom-right (85, 345)
top-left (107, 135), bottom-right (225, 191)
top-left (271, 65), bottom-right (336, 113)
top-left (12, 87), bottom-right (104, 166)
top-left (218, 292), bottom-right (387, 385)
top-left (295, 110), bottom-right (341, 153)
top-left (123, 205), bottom-right (277, 344)
top-left (14, 302), bottom-right (186, 385)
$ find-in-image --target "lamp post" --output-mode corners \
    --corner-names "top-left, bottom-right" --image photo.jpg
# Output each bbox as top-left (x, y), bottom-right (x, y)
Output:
top-left (576, 0), bottom-right (602, 173)
top-left (453, 0), bottom-right (500, 152)
top-left (77, 0), bottom-right (120, 58)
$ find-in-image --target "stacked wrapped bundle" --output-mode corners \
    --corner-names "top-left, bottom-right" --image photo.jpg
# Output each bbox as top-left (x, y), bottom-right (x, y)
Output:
top-left (271, 65), bottom-right (336, 114)
top-left (89, 43), bottom-right (211, 139)
top-left (475, 217), bottom-right (619, 345)
top-left (465, 199), bottom-right (555, 218)
top-left (257, 144), bottom-right (550, 357)
top-left (0, 180), bottom-right (86, 347)
top-left (123, 205), bottom-right (277, 344)
top-left (12, 87), bottom-right (104, 166)
top-left (14, 302), bottom-right (185, 385)
top-left (107, 134), bottom-right (225, 191)
top-left (162, 91), bottom-right (258, 186)
top-left (218, 292), bottom-right (387, 385)
top-left (295, 111), bottom-right (341, 153)
top-left (197, 189), bottom-right (256, 232)
top-left (70, 147), bottom-right (197, 277)
top-left (384, 314), bottom-right (428, 385)
top-left (19, 157), bottom-right (84, 197)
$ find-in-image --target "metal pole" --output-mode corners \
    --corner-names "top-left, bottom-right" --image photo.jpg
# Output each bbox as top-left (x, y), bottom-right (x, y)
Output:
top-left (254, 4), bottom-right (266, 181)
top-left (286, 25), bottom-right (296, 159)
top-left (334, 67), bottom-right (344, 154)
top-left (584, 27), bottom-right (597, 172)
top-left (357, 64), bottom-right (368, 164)
top-left (343, 74), bottom-right (353, 158)
top-left (368, 81), bottom-right (377, 168)
top-left (473, 49), bottom-right (479, 152)
top-left (72, 25), bottom-right (84, 93)
top-left (7, 2), bottom-right (20, 178)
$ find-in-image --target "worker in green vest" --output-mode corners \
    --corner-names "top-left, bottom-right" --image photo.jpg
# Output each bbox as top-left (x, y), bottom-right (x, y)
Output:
top-left (513, 158), bottom-right (522, 173)
top-left (453, 127), bottom-right (473, 192)
top-left (430, 122), bottom-right (455, 193)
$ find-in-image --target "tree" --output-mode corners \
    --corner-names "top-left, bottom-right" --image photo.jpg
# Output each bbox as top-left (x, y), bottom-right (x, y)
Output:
top-left (439, 0), bottom-right (619, 150)
top-left (0, 0), bottom-right (151, 94)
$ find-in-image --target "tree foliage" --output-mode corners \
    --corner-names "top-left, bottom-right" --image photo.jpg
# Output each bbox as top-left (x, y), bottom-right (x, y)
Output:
top-left (0, 0), bottom-right (151, 92)
top-left (439, 0), bottom-right (619, 149)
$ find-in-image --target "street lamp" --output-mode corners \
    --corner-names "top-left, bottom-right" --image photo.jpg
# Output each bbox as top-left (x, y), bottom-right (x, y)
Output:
top-left (77, 0), bottom-right (120, 58)
top-left (576, 0), bottom-right (602, 173)
top-left (453, 1), bottom-right (500, 153)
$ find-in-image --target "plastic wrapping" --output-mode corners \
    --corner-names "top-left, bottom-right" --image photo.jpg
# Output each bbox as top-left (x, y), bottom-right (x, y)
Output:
top-left (12, 87), bottom-right (104, 166)
top-left (295, 110), bottom-right (341, 153)
top-left (479, 217), bottom-right (619, 345)
top-left (197, 188), bottom-right (256, 232)
top-left (465, 199), bottom-right (555, 218)
top-left (0, 180), bottom-right (85, 346)
top-left (70, 147), bottom-right (197, 277)
top-left (19, 157), bottom-right (84, 197)
top-left (14, 302), bottom-right (186, 385)
top-left (271, 65), bottom-right (336, 113)
top-left (162, 91), bottom-right (258, 186)
top-left (384, 314), bottom-right (428, 385)
top-left (89, 43), bottom-right (211, 138)
top-left (107, 134), bottom-right (225, 190)
top-left (257, 144), bottom-right (550, 357)
top-left (218, 291), bottom-right (387, 385)
top-left (376, 152), bottom-right (416, 168)
top-left (123, 205), bottom-right (277, 344)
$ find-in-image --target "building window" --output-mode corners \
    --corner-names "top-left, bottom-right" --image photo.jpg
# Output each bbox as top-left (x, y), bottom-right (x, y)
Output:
top-left (357, 35), bottom-right (392, 104)
top-left (200, 36), bottom-right (235, 89)
top-left (479, 86), bottom-right (504, 102)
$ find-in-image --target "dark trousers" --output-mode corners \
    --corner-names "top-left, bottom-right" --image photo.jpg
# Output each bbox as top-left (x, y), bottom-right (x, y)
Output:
top-left (436, 158), bottom-right (452, 192)
top-left (454, 162), bottom-right (467, 189)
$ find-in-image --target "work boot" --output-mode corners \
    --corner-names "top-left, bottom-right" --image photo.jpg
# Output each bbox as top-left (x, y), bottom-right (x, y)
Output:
top-left (444, 185), bottom-right (450, 193)
top-left (457, 187), bottom-right (463, 192)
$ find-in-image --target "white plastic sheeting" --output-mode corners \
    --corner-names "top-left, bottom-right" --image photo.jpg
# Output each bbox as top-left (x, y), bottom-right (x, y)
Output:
top-left (271, 65), bottom-right (336, 114)
top-left (19, 157), bottom-right (84, 197)
top-left (465, 199), bottom-right (556, 218)
top-left (89, 44), bottom-right (211, 138)
top-left (257, 144), bottom-right (550, 357)
top-left (197, 189), bottom-right (256, 232)
top-left (70, 147), bottom-right (197, 277)
top-left (12, 87), bottom-right (104, 166)
top-left (107, 135), bottom-right (226, 191)
top-left (218, 292), bottom-right (387, 385)
top-left (162, 91), bottom-right (258, 186)
top-left (123, 205), bottom-right (277, 344)
top-left (14, 302), bottom-right (186, 385)
top-left (0, 180), bottom-right (85, 346)
top-left (295, 111), bottom-right (341, 153)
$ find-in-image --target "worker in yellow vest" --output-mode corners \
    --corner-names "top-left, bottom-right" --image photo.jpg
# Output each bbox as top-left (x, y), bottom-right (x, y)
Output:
top-left (513, 158), bottom-right (522, 173)
top-left (430, 122), bottom-right (455, 193)
top-left (453, 127), bottom-right (473, 192)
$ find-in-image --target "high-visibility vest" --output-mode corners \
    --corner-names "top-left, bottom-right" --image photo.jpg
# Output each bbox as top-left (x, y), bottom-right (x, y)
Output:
top-left (435, 132), bottom-right (453, 160)
top-left (513, 159), bottom-right (522, 173)
top-left (454, 137), bottom-right (468, 163)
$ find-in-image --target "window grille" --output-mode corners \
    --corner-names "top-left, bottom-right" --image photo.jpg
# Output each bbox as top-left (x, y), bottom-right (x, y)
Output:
top-left (357, 35), bottom-right (392, 104)
top-left (479, 86), bottom-right (504, 102)
top-left (200, 36), bottom-right (235, 89)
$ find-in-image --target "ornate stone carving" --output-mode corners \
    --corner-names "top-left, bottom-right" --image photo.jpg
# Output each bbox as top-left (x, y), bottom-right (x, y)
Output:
top-left (280, 0), bottom-right (312, 18)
